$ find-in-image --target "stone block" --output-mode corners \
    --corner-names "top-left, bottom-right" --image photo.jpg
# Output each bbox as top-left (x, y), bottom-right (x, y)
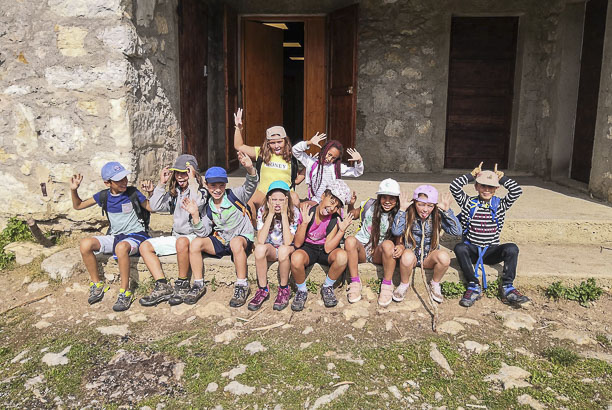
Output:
top-left (4, 242), bottom-right (57, 265)
top-left (56, 26), bottom-right (88, 57)
top-left (41, 248), bottom-right (84, 281)
top-left (48, 0), bottom-right (123, 18)
top-left (45, 61), bottom-right (128, 90)
top-left (76, 101), bottom-right (99, 116)
top-left (136, 0), bottom-right (156, 27)
top-left (97, 25), bottom-right (138, 56)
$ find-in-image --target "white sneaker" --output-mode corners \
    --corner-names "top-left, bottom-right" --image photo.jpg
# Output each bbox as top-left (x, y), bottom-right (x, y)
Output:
top-left (392, 283), bottom-right (410, 302)
top-left (430, 281), bottom-right (443, 303)
top-left (347, 281), bottom-right (362, 303)
top-left (378, 284), bottom-right (394, 307)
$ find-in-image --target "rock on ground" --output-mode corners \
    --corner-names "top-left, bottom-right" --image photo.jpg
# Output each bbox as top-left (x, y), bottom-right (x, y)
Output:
top-left (517, 393), bottom-right (546, 410)
top-left (496, 311), bottom-right (537, 331)
top-left (41, 248), bottom-right (84, 281)
top-left (311, 384), bottom-right (350, 410)
top-left (550, 329), bottom-right (596, 345)
top-left (195, 301), bottom-right (231, 319)
top-left (484, 362), bottom-right (532, 390)
top-left (302, 326), bottom-right (314, 335)
top-left (222, 364), bottom-right (247, 380)
top-left (129, 313), bottom-right (148, 323)
top-left (205, 382), bottom-right (218, 393)
top-left (438, 320), bottom-right (465, 335)
top-left (352, 318), bottom-right (367, 329)
top-left (214, 329), bottom-right (242, 344)
top-left (42, 346), bottom-right (71, 366)
top-left (27, 281), bottom-right (49, 294)
top-left (463, 340), bottom-right (490, 354)
top-left (429, 343), bottom-right (453, 375)
top-left (4, 242), bottom-right (56, 266)
top-left (388, 385), bottom-right (402, 399)
top-left (97, 325), bottom-right (129, 337)
top-left (244, 341), bottom-right (267, 354)
top-left (223, 381), bottom-right (255, 395)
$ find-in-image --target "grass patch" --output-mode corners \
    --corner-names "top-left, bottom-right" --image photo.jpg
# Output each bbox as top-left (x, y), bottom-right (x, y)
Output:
top-left (596, 333), bottom-right (611, 347)
top-left (440, 281), bottom-right (466, 298)
top-left (365, 277), bottom-right (381, 294)
top-left (305, 278), bottom-right (319, 294)
top-left (544, 278), bottom-right (604, 307)
top-left (545, 347), bottom-right (580, 367)
top-left (0, 218), bottom-right (34, 271)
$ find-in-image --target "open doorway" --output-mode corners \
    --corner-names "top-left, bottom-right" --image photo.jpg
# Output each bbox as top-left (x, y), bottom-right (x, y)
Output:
top-left (282, 22), bottom-right (305, 145)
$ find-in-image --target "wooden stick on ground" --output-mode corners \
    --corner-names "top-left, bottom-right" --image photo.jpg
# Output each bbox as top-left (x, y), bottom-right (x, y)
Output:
top-left (1, 293), bottom-right (52, 315)
top-left (247, 305), bottom-right (268, 321)
top-left (27, 219), bottom-right (54, 248)
top-left (251, 322), bottom-right (284, 332)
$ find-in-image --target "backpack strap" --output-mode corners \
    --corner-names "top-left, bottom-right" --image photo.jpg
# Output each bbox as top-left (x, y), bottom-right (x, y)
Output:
top-left (463, 196), bottom-right (501, 237)
top-left (305, 207), bottom-right (339, 238)
top-left (99, 189), bottom-right (111, 235)
top-left (307, 160), bottom-right (319, 199)
top-left (359, 198), bottom-right (376, 225)
top-left (204, 189), bottom-right (252, 223)
top-left (290, 156), bottom-right (299, 190)
top-left (126, 186), bottom-right (150, 234)
top-left (255, 156), bottom-right (263, 178)
top-left (169, 195), bottom-right (177, 215)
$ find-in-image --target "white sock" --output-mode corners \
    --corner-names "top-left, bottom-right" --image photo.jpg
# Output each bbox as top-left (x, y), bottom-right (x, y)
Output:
top-left (396, 282), bottom-right (410, 292)
top-left (236, 278), bottom-right (248, 286)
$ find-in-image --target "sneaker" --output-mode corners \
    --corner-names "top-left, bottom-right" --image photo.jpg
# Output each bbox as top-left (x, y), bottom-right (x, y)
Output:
top-left (500, 286), bottom-right (530, 306)
top-left (459, 285), bottom-right (482, 307)
top-left (248, 288), bottom-right (269, 311)
top-left (168, 278), bottom-right (191, 306)
top-left (112, 292), bottom-right (133, 312)
top-left (139, 281), bottom-right (173, 307)
top-left (229, 284), bottom-right (250, 308)
top-left (291, 290), bottom-right (309, 312)
top-left (320, 286), bottom-right (338, 308)
top-left (347, 280), bottom-right (362, 303)
top-left (88, 282), bottom-right (109, 305)
top-left (392, 283), bottom-right (410, 302)
top-left (378, 283), bottom-right (394, 307)
top-left (273, 287), bottom-right (291, 311)
top-left (183, 284), bottom-right (207, 305)
top-left (430, 281), bottom-right (443, 303)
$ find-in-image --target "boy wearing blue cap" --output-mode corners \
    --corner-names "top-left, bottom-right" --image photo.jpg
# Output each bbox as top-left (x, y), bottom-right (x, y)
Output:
top-left (181, 151), bottom-right (258, 307)
top-left (71, 162), bottom-right (153, 312)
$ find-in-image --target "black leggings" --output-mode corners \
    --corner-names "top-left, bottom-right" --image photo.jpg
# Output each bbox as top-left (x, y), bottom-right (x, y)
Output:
top-left (454, 242), bottom-right (519, 286)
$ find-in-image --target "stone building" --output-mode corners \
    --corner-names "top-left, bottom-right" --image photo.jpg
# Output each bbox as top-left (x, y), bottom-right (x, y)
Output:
top-left (1, 0), bottom-right (611, 229)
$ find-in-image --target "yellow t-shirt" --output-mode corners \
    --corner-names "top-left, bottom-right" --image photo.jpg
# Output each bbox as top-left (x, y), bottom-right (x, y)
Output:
top-left (254, 147), bottom-right (292, 193)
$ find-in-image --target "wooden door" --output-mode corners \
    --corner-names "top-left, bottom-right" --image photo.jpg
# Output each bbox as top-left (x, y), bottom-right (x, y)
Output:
top-left (444, 17), bottom-right (518, 169)
top-left (178, 0), bottom-right (208, 170)
top-left (571, 0), bottom-right (607, 183)
top-left (224, 5), bottom-right (239, 171)
top-left (327, 4), bottom-right (358, 154)
top-left (242, 21), bottom-right (284, 148)
top-left (304, 17), bottom-right (327, 143)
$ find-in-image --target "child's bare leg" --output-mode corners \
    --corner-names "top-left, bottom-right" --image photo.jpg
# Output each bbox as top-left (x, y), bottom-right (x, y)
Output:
top-left (140, 241), bottom-right (164, 281)
top-left (248, 190), bottom-right (265, 223)
top-left (327, 249), bottom-right (348, 280)
top-left (189, 237), bottom-right (215, 281)
top-left (80, 237), bottom-right (102, 282)
top-left (344, 236), bottom-right (367, 278)
top-left (290, 250), bottom-right (309, 285)
top-left (176, 237), bottom-right (191, 279)
top-left (399, 249), bottom-right (417, 283)
top-left (254, 243), bottom-right (277, 287)
top-left (230, 236), bottom-right (249, 279)
top-left (277, 245), bottom-right (294, 286)
top-left (376, 240), bottom-right (397, 282)
top-left (115, 241), bottom-right (132, 290)
top-left (422, 249), bottom-right (451, 282)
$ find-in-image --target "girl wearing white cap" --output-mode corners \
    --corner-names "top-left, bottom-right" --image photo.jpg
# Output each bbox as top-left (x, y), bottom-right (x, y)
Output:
top-left (387, 185), bottom-right (461, 306)
top-left (344, 179), bottom-right (403, 304)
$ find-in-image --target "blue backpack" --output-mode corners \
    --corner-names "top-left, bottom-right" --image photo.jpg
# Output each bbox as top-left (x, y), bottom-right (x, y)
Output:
top-left (462, 196), bottom-right (501, 238)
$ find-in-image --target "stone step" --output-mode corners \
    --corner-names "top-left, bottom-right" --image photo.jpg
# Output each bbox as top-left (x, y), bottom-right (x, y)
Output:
top-left (97, 242), bottom-right (612, 287)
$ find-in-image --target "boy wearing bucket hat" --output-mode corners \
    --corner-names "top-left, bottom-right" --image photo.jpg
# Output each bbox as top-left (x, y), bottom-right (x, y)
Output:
top-left (71, 161), bottom-right (153, 312)
top-left (450, 162), bottom-right (529, 307)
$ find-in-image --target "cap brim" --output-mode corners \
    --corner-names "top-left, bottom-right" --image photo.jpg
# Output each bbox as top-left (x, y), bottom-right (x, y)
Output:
top-left (376, 191), bottom-right (400, 196)
top-left (206, 177), bottom-right (228, 183)
top-left (169, 167), bottom-right (188, 172)
top-left (109, 170), bottom-right (130, 181)
top-left (475, 178), bottom-right (500, 187)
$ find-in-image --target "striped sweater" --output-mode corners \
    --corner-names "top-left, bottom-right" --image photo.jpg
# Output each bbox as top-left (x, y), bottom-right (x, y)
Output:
top-left (449, 174), bottom-right (522, 247)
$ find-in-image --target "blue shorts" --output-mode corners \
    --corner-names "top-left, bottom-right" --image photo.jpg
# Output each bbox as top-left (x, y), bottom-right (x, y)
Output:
top-left (205, 234), bottom-right (254, 259)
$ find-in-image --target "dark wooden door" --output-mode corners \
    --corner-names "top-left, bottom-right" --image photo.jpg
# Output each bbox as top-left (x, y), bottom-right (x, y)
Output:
top-left (444, 17), bottom-right (518, 169)
top-left (178, 0), bottom-right (208, 170)
top-left (328, 4), bottom-right (358, 155)
top-left (571, 0), bottom-right (608, 183)
top-left (224, 4), bottom-right (239, 171)
top-left (243, 21), bottom-right (284, 148)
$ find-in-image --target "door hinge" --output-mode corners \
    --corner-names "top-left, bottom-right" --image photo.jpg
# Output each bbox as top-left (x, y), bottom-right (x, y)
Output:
top-left (203, 65), bottom-right (208, 77)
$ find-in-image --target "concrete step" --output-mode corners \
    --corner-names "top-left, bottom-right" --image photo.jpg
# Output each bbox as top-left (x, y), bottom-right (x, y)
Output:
top-left (97, 242), bottom-right (612, 287)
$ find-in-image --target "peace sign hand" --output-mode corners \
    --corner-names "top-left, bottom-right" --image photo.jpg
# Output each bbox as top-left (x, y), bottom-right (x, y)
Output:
top-left (309, 132), bottom-right (327, 148)
top-left (141, 180), bottom-right (155, 194)
top-left (494, 163), bottom-right (504, 180)
top-left (471, 161), bottom-right (484, 177)
top-left (234, 108), bottom-right (243, 129)
top-left (346, 148), bottom-right (362, 163)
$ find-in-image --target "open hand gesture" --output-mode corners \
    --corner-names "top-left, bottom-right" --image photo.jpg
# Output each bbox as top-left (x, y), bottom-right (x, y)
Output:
top-left (141, 180), bottom-right (155, 194)
top-left (237, 150), bottom-right (253, 169)
top-left (438, 192), bottom-right (451, 211)
top-left (309, 132), bottom-right (327, 148)
top-left (399, 191), bottom-right (411, 212)
top-left (160, 166), bottom-right (171, 185)
top-left (234, 108), bottom-right (243, 129)
top-left (181, 197), bottom-right (199, 216)
top-left (494, 163), bottom-right (504, 180)
top-left (338, 213), bottom-right (354, 232)
top-left (346, 148), bottom-right (362, 163)
top-left (300, 203), bottom-right (313, 224)
top-left (471, 161), bottom-right (483, 177)
top-left (70, 174), bottom-right (83, 190)
top-left (187, 164), bottom-right (197, 179)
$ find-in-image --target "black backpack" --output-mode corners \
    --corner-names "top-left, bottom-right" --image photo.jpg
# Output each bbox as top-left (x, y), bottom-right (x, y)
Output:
top-left (204, 189), bottom-right (252, 222)
top-left (255, 155), bottom-right (300, 189)
top-left (305, 206), bottom-right (339, 238)
top-left (99, 186), bottom-right (150, 234)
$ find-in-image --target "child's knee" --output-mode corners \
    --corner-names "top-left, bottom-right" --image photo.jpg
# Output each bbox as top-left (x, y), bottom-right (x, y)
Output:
top-left (504, 243), bottom-right (519, 257)
top-left (115, 241), bottom-right (132, 256)
top-left (254, 244), bottom-right (268, 259)
top-left (381, 240), bottom-right (395, 256)
top-left (139, 241), bottom-right (154, 254)
top-left (79, 237), bottom-right (98, 254)
top-left (230, 237), bottom-right (246, 254)
top-left (454, 242), bottom-right (468, 255)
top-left (333, 250), bottom-right (348, 266)
top-left (277, 245), bottom-right (292, 262)
top-left (176, 237), bottom-right (190, 253)
top-left (400, 249), bottom-right (416, 266)
top-left (344, 236), bottom-right (358, 252)
top-left (437, 251), bottom-right (451, 267)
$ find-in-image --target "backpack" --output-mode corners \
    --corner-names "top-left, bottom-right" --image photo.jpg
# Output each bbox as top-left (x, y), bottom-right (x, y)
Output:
top-left (168, 187), bottom-right (208, 215)
top-left (462, 196), bottom-right (501, 237)
top-left (255, 155), bottom-right (300, 189)
top-left (204, 189), bottom-right (252, 222)
top-left (99, 186), bottom-right (150, 235)
top-left (358, 198), bottom-right (376, 228)
top-left (305, 206), bottom-right (339, 238)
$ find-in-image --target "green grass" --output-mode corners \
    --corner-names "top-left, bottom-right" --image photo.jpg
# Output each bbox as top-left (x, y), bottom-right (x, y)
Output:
top-left (545, 279), bottom-right (604, 307)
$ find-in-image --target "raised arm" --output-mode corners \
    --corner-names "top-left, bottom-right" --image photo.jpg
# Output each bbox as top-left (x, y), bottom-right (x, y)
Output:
top-left (293, 203), bottom-right (312, 248)
top-left (233, 108), bottom-right (256, 159)
top-left (146, 166), bottom-right (172, 212)
top-left (437, 192), bottom-right (461, 236)
top-left (232, 151), bottom-right (258, 204)
top-left (340, 148), bottom-right (364, 177)
top-left (292, 132), bottom-right (326, 169)
top-left (495, 164), bottom-right (522, 211)
top-left (70, 174), bottom-right (96, 210)
top-left (324, 214), bottom-right (353, 253)
top-left (391, 192), bottom-right (411, 237)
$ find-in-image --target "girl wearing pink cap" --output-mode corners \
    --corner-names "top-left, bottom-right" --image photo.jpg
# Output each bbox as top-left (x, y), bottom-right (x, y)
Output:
top-left (387, 185), bottom-right (461, 306)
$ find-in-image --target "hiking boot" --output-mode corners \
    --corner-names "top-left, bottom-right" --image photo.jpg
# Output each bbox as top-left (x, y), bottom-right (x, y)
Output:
top-left (430, 281), bottom-right (443, 304)
top-left (500, 286), bottom-right (530, 306)
top-left (378, 283), bottom-right (394, 307)
top-left (459, 285), bottom-right (481, 307)
top-left (248, 288), bottom-right (269, 311)
top-left (168, 278), bottom-right (191, 306)
top-left (347, 280), bottom-right (362, 303)
top-left (88, 282), bottom-right (108, 305)
top-left (320, 286), bottom-right (338, 308)
top-left (229, 284), bottom-right (250, 308)
top-left (392, 283), bottom-right (410, 302)
top-left (291, 290), bottom-right (309, 312)
top-left (139, 281), bottom-right (173, 307)
top-left (273, 287), bottom-right (291, 311)
top-left (112, 292), bottom-right (133, 312)
top-left (183, 284), bottom-right (207, 305)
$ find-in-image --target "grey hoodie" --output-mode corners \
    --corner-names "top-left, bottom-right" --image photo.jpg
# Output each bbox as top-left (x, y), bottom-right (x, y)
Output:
top-left (149, 177), bottom-right (207, 236)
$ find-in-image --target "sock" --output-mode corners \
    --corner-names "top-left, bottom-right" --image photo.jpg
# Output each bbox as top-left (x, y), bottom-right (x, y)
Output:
top-left (258, 285), bottom-right (269, 293)
top-left (280, 284), bottom-right (289, 289)
top-left (296, 281), bottom-right (307, 292)
top-left (119, 288), bottom-right (132, 297)
top-left (396, 282), bottom-right (410, 292)
top-left (382, 279), bottom-right (392, 286)
top-left (176, 277), bottom-right (188, 282)
top-left (351, 276), bottom-right (361, 283)
top-left (502, 284), bottom-right (515, 295)
top-left (194, 279), bottom-right (204, 288)
top-left (467, 282), bottom-right (481, 292)
top-left (323, 276), bottom-right (336, 288)
top-left (91, 281), bottom-right (103, 288)
top-left (236, 278), bottom-right (248, 287)
top-left (156, 278), bottom-right (168, 284)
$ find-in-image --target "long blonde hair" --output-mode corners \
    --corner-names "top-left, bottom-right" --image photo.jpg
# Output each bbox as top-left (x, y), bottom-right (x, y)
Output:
top-left (260, 136), bottom-right (292, 164)
top-left (403, 202), bottom-right (441, 250)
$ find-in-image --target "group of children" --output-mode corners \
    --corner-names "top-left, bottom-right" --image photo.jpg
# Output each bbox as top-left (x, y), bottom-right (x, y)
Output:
top-left (71, 111), bottom-right (529, 313)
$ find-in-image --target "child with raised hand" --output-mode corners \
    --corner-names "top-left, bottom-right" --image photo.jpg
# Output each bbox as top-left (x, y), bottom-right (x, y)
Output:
top-left (248, 180), bottom-right (302, 311)
top-left (344, 179), bottom-right (403, 304)
top-left (185, 151), bottom-right (258, 307)
top-left (389, 185), bottom-right (461, 306)
top-left (233, 108), bottom-right (303, 215)
top-left (71, 162), bottom-right (153, 312)
top-left (292, 132), bottom-right (364, 203)
top-left (290, 180), bottom-right (353, 311)
top-left (450, 163), bottom-right (528, 308)
top-left (138, 154), bottom-right (207, 307)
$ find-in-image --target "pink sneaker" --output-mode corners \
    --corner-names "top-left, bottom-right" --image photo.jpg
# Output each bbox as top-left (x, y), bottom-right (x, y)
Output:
top-left (347, 280), bottom-right (362, 303)
top-left (378, 283), bottom-right (394, 307)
